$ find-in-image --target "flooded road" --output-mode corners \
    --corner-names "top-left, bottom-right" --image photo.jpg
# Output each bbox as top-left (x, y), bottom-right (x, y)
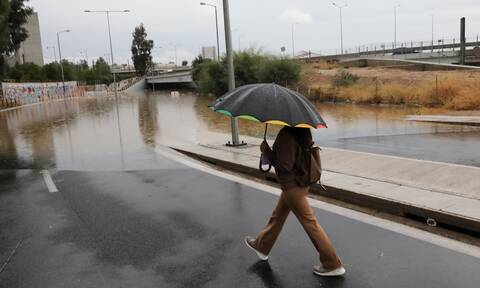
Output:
top-left (1, 91), bottom-right (479, 170)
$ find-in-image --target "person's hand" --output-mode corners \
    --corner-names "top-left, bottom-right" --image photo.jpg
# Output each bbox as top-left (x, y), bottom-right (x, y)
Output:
top-left (260, 140), bottom-right (270, 153)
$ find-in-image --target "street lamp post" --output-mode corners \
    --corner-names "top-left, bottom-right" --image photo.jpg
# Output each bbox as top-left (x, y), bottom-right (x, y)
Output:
top-left (153, 46), bottom-right (162, 71)
top-left (291, 22), bottom-right (298, 58)
top-left (80, 50), bottom-right (88, 65)
top-left (431, 14), bottom-right (434, 53)
top-left (200, 2), bottom-right (220, 60)
top-left (84, 9), bottom-right (130, 104)
top-left (332, 3), bottom-right (347, 55)
top-left (171, 44), bottom-right (178, 67)
top-left (232, 28), bottom-right (243, 52)
top-left (238, 33), bottom-right (243, 51)
top-left (56, 29), bottom-right (70, 96)
top-left (104, 53), bottom-right (111, 65)
top-left (47, 46), bottom-right (57, 63)
top-left (394, 4), bottom-right (400, 48)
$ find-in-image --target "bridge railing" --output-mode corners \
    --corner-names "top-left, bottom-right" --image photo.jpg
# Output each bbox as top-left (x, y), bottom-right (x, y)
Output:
top-left (303, 35), bottom-right (480, 58)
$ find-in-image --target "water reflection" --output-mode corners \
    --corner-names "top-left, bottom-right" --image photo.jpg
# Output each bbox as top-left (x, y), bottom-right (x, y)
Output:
top-left (248, 261), bottom-right (283, 288)
top-left (138, 94), bottom-right (159, 147)
top-left (0, 90), bottom-right (479, 171)
top-left (0, 115), bottom-right (19, 169)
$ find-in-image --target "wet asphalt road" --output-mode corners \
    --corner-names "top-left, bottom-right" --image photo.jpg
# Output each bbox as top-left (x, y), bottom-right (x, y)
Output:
top-left (1, 160), bottom-right (479, 287)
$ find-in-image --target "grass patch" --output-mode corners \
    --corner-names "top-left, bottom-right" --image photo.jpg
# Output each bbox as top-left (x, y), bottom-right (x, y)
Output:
top-left (305, 69), bottom-right (480, 110)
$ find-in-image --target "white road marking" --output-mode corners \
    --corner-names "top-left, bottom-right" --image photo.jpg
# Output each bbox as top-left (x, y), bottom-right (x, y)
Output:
top-left (156, 146), bottom-right (480, 259)
top-left (40, 170), bottom-right (58, 193)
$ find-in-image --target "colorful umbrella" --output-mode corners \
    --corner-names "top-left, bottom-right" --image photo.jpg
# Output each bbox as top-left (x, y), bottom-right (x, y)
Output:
top-left (211, 83), bottom-right (327, 129)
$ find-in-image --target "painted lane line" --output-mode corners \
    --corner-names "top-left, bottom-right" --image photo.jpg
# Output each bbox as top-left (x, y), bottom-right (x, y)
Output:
top-left (40, 170), bottom-right (58, 193)
top-left (156, 147), bottom-right (480, 259)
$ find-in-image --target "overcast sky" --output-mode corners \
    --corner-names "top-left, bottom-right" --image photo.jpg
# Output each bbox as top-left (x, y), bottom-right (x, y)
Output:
top-left (30, 0), bottom-right (480, 64)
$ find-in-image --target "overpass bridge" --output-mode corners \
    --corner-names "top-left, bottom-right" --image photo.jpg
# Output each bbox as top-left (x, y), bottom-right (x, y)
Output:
top-left (301, 39), bottom-right (480, 65)
top-left (145, 67), bottom-right (194, 88)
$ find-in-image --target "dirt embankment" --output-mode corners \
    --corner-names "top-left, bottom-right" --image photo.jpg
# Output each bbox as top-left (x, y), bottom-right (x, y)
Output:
top-left (301, 62), bottom-right (480, 110)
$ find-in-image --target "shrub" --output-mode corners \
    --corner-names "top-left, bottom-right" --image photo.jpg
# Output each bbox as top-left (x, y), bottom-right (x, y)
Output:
top-left (257, 56), bottom-right (301, 85)
top-left (332, 69), bottom-right (359, 87)
top-left (196, 60), bottom-right (227, 95)
top-left (192, 50), bottom-right (301, 96)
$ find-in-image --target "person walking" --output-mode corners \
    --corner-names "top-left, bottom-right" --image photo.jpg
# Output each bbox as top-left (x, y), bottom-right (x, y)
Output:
top-left (245, 126), bottom-right (346, 277)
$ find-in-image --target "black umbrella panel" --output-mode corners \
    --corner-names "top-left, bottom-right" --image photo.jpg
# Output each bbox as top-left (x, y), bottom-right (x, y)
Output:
top-left (211, 83), bottom-right (327, 129)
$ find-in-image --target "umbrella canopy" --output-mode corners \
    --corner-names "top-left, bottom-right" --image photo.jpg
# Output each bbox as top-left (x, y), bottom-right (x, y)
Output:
top-left (211, 83), bottom-right (327, 129)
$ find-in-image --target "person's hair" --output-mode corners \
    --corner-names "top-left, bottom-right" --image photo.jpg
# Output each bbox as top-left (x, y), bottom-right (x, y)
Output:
top-left (285, 126), bottom-right (313, 148)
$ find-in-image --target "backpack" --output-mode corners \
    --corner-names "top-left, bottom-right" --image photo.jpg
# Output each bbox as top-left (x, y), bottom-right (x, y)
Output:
top-left (294, 143), bottom-right (324, 188)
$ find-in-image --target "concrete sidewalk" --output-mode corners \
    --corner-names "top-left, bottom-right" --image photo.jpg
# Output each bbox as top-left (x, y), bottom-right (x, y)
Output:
top-left (406, 115), bottom-right (480, 126)
top-left (171, 135), bottom-right (480, 235)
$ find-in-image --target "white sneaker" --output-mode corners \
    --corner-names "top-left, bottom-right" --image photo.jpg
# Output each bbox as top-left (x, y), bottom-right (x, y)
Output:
top-left (312, 264), bottom-right (346, 277)
top-left (244, 236), bottom-right (269, 261)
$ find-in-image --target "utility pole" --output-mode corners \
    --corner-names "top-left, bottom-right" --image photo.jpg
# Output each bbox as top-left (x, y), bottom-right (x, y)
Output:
top-left (200, 2), bottom-right (220, 60)
top-left (431, 14), bottom-right (434, 52)
top-left (460, 17), bottom-right (466, 65)
top-left (47, 46), bottom-right (57, 63)
top-left (394, 4), bottom-right (400, 48)
top-left (222, 0), bottom-right (242, 146)
top-left (80, 50), bottom-right (88, 65)
top-left (85, 10), bottom-right (130, 104)
top-left (333, 3), bottom-right (347, 55)
top-left (291, 23), bottom-right (298, 58)
top-left (56, 29), bottom-right (70, 96)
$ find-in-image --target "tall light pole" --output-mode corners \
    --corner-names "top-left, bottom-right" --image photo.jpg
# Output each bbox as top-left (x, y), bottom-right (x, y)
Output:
top-left (238, 33), bottom-right (243, 51)
top-left (333, 3), bottom-right (347, 55)
top-left (56, 29), bottom-right (70, 96)
top-left (85, 9), bottom-right (130, 169)
top-left (47, 46), bottom-right (57, 63)
top-left (170, 44), bottom-right (178, 67)
top-left (291, 22), bottom-right (298, 58)
top-left (394, 4), bottom-right (400, 48)
top-left (84, 10), bottom-right (130, 103)
top-left (200, 2), bottom-right (220, 60)
top-left (80, 50), bottom-right (88, 65)
top-left (222, 0), bottom-right (242, 146)
top-left (431, 14), bottom-right (434, 52)
top-left (104, 53), bottom-right (112, 65)
top-left (232, 28), bottom-right (243, 52)
top-left (152, 46), bottom-right (162, 71)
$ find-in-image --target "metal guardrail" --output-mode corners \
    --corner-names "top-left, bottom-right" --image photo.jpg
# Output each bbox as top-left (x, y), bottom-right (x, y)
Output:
top-left (302, 36), bottom-right (480, 59)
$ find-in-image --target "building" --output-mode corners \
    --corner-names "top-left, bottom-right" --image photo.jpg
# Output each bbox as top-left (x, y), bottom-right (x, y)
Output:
top-left (9, 12), bottom-right (44, 66)
top-left (201, 46), bottom-right (216, 60)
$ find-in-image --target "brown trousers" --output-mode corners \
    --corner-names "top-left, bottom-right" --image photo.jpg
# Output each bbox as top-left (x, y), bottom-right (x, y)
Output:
top-left (254, 186), bottom-right (342, 269)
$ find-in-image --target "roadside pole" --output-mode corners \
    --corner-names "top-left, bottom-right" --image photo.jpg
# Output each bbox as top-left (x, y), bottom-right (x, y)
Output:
top-left (222, 0), bottom-right (243, 146)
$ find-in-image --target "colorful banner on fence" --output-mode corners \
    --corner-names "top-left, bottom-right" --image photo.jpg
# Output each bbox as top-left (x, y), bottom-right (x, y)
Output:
top-left (1, 81), bottom-right (78, 105)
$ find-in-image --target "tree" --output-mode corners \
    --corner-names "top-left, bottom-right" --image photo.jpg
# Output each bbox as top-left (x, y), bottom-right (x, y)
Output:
top-left (191, 55), bottom-right (206, 82)
top-left (181, 60), bottom-right (188, 66)
top-left (0, 0), bottom-right (33, 79)
top-left (192, 51), bottom-right (301, 96)
top-left (42, 62), bottom-right (60, 81)
top-left (131, 23), bottom-right (153, 75)
top-left (0, 0), bottom-right (10, 54)
top-left (257, 57), bottom-right (301, 85)
top-left (93, 57), bottom-right (113, 84)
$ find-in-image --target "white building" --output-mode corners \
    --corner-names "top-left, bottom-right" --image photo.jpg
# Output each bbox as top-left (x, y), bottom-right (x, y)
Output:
top-left (8, 12), bottom-right (44, 66)
top-left (201, 46), bottom-right (216, 60)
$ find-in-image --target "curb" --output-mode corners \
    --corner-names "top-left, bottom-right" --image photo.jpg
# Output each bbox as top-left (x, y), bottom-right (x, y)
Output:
top-left (172, 147), bottom-right (480, 237)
